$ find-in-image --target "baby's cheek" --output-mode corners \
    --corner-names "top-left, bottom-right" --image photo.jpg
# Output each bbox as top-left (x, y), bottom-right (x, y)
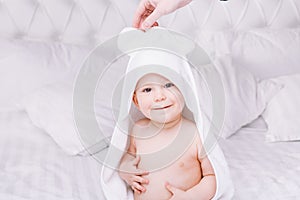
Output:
top-left (140, 105), bottom-right (152, 117)
top-left (175, 95), bottom-right (185, 108)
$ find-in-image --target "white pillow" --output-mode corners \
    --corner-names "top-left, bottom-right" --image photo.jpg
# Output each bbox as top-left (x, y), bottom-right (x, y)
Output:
top-left (21, 82), bottom-right (114, 156)
top-left (0, 38), bottom-right (91, 111)
top-left (21, 83), bottom-right (85, 155)
top-left (231, 28), bottom-right (300, 79)
top-left (193, 31), bottom-right (280, 138)
top-left (211, 56), bottom-right (281, 138)
top-left (262, 74), bottom-right (300, 142)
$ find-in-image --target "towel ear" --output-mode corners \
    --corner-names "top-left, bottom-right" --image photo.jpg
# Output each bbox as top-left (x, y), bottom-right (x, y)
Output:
top-left (117, 27), bottom-right (195, 57)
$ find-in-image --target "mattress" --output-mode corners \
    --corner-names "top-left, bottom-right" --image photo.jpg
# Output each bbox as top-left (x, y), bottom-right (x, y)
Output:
top-left (0, 111), bottom-right (105, 200)
top-left (219, 118), bottom-right (300, 200)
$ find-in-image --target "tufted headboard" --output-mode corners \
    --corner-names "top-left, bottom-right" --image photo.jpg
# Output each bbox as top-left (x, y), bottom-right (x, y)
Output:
top-left (0, 0), bottom-right (299, 45)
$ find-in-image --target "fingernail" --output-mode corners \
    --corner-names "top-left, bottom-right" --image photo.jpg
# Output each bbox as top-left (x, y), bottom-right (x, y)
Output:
top-left (143, 22), bottom-right (149, 28)
top-left (142, 22), bottom-right (150, 30)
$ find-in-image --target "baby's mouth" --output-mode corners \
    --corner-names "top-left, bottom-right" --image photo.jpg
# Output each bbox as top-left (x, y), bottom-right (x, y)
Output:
top-left (152, 105), bottom-right (172, 110)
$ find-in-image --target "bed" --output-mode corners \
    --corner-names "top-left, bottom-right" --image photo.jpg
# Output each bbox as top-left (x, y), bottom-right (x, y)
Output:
top-left (219, 118), bottom-right (300, 199)
top-left (0, 111), bottom-right (104, 199)
top-left (1, 0), bottom-right (300, 199)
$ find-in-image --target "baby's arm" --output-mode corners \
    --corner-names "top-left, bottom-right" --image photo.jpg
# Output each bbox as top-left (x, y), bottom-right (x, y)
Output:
top-left (165, 135), bottom-right (216, 200)
top-left (118, 134), bottom-right (149, 194)
top-left (185, 136), bottom-right (216, 199)
top-left (185, 154), bottom-right (216, 199)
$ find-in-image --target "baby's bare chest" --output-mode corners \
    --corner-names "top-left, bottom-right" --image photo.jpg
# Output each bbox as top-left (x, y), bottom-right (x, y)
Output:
top-left (134, 140), bottom-right (201, 199)
top-left (135, 135), bottom-right (198, 172)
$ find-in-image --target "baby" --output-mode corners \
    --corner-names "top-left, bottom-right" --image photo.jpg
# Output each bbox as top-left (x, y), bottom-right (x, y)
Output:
top-left (119, 73), bottom-right (216, 200)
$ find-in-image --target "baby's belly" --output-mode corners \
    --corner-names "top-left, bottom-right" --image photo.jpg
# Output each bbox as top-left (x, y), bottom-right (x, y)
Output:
top-left (134, 162), bottom-right (201, 200)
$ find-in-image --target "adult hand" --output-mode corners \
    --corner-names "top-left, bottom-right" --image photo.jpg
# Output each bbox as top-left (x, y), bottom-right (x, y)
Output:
top-left (133, 0), bottom-right (192, 30)
top-left (118, 155), bottom-right (149, 194)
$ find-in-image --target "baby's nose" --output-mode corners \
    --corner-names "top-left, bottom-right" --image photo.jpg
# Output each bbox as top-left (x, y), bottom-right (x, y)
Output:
top-left (154, 89), bottom-right (166, 102)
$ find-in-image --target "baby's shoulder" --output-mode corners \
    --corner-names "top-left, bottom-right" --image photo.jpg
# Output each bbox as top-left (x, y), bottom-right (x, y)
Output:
top-left (181, 118), bottom-right (201, 143)
top-left (182, 118), bottom-right (198, 130)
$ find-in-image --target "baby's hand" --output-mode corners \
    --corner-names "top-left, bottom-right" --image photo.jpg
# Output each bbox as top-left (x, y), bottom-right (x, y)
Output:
top-left (119, 156), bottom-right (149, 194)
top-left (165, 182), bottom-right (189, 200)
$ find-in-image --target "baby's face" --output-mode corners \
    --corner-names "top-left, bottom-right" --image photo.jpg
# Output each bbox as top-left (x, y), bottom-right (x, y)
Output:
top-left (133, 73), bottom-right (185, 124)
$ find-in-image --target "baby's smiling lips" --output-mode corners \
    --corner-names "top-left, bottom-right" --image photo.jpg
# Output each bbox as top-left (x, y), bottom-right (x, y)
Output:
top-left (152, 105), bottom-right (172, 110)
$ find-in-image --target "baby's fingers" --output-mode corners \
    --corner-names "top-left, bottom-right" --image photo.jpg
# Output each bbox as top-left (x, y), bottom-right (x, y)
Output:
top-left (132, 182), bottom-right (146, 193)
top-left (133, 155), bottom-right (141, 166)
top-left (135, 169), bottom-right (149, 176)
top-left (133, 175), bottom-right (149, 185)
top-left (131, 186), bottom-right (141, 194)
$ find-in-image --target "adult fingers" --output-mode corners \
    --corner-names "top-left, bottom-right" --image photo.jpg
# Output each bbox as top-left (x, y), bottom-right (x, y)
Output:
top-left (141, 7), bottom-right (162, 30)
top-left (152, 21), bottom-right (159, 27)
top-left (133, 0), bottom-right (151, 28)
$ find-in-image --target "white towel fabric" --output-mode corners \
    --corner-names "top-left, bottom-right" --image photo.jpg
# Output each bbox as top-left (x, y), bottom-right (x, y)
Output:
top-left (101, 27), bottom-right (234, 200)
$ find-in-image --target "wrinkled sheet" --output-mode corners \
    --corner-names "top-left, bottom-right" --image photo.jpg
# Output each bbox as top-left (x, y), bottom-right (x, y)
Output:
top-left (219, 118), bottom-right (300, 199)
top-left (0, 111), bottom-right (105, 200)
top-left (1, 111), bottom-right (300, 200)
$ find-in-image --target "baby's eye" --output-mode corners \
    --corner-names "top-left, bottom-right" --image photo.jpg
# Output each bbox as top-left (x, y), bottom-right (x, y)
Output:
top-left (142, 88), bottom-right (152, 93)
top-left (164, 83), bottom-right (174, 88)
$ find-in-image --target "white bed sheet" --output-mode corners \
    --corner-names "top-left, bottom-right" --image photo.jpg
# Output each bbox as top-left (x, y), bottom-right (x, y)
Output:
top-left (219, 119), bottom-right (300, 200)
top-left (0, 111), bottom-right (105, 200)
top-left (1, 111), bottom-right (300, 200)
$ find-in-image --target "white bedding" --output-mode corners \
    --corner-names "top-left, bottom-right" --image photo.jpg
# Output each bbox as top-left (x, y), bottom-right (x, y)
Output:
top-left (0, 111), bottom-right (105, 200)
top-left (1, 111), bottom-right (300, 199)
top-left (219, 119), bottom-right (300, 199)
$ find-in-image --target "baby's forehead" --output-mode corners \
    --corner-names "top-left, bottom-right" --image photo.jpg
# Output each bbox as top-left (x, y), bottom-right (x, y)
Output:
top-left (135, 73), bottom-right (170, 88)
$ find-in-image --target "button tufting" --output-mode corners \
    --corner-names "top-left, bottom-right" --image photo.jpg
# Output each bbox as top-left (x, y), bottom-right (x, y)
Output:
top-left (56, 34), bottom-right (64, 41)
top-left (49, 30), bottom-right (62, 41)
top-left (58, 35), bottom-right (64, 41)
top-left (93, 33), bottom-right (99, 40)
top-left (0, 0), bottom-right (299, 44)
top-left (14, 32), bottom-right (27, 39)
top-left (29, 0), bottom-right (38, 6)
top-left (90, 30), bottom-right (99, 40)
top-left (62, 0), bottom-right (74, 6)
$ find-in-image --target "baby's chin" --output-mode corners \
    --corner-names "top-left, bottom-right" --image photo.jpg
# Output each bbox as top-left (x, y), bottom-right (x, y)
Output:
top-left (143, 109), bottom-right (183, 126)
top-left (149, 116), bottom-right (182, 127)
top-left (148, 114), bottom-right (170, 124)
